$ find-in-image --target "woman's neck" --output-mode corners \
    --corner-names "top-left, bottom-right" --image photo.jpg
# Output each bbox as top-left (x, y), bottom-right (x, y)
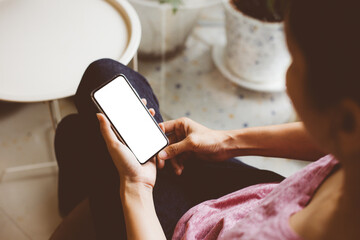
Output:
top-left (324, 158), bottom-right (360, 239)
top-left (341, 157), bottom-right (360, 202)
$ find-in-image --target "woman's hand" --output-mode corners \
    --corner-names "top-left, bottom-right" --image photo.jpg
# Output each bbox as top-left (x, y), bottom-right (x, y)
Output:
top-left (157, 117), bottom-right (233, 175)
top-left (98, 99), bottom-right (167, 240)
top-left (97, 99), bottom-right (165, 189)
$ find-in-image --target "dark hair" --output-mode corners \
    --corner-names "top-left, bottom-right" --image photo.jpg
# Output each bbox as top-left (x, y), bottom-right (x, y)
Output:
top-left (288, 0), bottom-right (360, 109)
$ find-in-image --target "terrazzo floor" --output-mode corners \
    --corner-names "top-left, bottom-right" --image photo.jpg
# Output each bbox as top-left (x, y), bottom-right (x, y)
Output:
top-left (0, 5), bottom-right (310, 240)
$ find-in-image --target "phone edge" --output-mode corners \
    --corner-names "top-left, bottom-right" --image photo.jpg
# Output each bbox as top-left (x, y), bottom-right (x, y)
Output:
top-left (90, 74), bottom-right (169, 165)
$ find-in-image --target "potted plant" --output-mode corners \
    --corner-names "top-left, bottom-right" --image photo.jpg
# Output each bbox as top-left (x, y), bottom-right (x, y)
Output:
top-left (221, 0), bottom-right (291, 90)
top-left (128, 0), bottom-right (220, 59)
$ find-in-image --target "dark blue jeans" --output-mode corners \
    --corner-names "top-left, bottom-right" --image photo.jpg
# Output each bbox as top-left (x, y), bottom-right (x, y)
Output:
top-left (54, 59), bottom-right (284, 240)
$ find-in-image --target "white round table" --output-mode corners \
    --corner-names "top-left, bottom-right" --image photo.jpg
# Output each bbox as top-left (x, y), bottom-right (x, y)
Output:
top-left (0, 0), bottom-right (141, 102)
top-left (0, 0), bottom-right (141, 180)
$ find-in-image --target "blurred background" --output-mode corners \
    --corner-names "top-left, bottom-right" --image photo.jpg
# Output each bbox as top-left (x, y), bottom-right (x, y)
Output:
top-left (0, 0), bottom-right (308, 238)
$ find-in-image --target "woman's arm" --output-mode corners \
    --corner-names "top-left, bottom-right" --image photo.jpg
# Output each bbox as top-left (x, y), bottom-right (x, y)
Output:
top-left (158, 119), bottom-right (327, 174)
top-left (120, 182), bottom-right (165, 240)
top-left (224, 122), bottom-right (326, 161)
top-left (97, 98), bottom-right (167, 240)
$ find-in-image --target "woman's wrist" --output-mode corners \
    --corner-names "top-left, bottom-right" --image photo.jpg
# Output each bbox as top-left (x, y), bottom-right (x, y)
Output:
top-left (222, 128), bottom-right (258, 158)
top-left (119, 179), bottom-right (166, 240)
top-left (120, 179), bottom-right (153, 200)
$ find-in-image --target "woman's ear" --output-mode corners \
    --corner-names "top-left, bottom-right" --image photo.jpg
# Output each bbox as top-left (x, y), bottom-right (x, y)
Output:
top-left (333, 99), bottom-right (360, 160)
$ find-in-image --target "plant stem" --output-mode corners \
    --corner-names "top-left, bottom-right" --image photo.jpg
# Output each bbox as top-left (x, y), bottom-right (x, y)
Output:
top-left (159, 0), bottom-right (183, 14)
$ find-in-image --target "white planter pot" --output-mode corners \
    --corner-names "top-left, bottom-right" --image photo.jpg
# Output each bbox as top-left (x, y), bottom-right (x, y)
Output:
top-left (223, 0), bottom-right (290, 84)
top-left (129, 0), bottom-right (219, 59)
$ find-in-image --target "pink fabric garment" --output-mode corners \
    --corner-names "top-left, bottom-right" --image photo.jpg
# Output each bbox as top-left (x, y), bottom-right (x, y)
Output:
top-left (172, 155), bottom-right (338, 240)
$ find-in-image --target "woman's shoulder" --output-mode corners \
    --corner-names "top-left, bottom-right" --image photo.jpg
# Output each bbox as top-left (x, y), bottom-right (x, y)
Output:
top-left (220, 155), bottom-right (340, 240)
top-left (284, 154), bottom-right (339, 186)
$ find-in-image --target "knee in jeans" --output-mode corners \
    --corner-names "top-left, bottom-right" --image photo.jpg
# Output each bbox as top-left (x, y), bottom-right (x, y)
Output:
top-left (86, 58), bottom-right (125, 76)
top-left (76, 58), bottom-right (128, 101)
top-left (85, 58), bottom-right (152, 90)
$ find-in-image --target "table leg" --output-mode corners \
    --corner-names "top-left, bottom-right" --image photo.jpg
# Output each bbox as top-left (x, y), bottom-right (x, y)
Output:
top-left (131, 53), bottom-right (138, 71)
top-left (0, 162), bottom-right (58, 183)
top-left (0, 100), bottom-right (61, 182)
top-left (47, 99), bottom-right (62, 130)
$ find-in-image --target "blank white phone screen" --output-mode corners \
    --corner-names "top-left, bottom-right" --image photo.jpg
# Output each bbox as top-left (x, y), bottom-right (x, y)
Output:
top-left (93, 76), bottom-right (168, 164)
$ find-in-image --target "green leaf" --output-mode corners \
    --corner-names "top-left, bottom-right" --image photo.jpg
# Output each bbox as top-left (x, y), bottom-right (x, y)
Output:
top-left (266, 0), bottom-right (287, 21)
top-left (159, 0), bottom-right (183, 14)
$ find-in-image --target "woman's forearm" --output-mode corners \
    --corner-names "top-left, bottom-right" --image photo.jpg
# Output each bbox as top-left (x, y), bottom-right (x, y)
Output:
top-left (224, 122), bottom-right (326, 161)
top-left (120, 182), bottom-right (166, 240)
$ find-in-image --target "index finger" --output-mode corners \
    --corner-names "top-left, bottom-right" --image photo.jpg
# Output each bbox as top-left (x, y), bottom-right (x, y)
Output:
top-left (162, 119), bottom-right (178, 134)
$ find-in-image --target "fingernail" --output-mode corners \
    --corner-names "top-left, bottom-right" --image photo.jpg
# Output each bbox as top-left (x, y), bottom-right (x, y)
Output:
top-left (158, 150), bottom-right (168, 159)
top-left (176, 169), bottom-right (182, 175)
top-left (96, 113), bottom-right (101, 121)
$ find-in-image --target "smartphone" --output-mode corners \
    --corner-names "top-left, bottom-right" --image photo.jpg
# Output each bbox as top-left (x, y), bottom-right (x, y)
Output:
top-left (91, 74), bottom-right (168, 164)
